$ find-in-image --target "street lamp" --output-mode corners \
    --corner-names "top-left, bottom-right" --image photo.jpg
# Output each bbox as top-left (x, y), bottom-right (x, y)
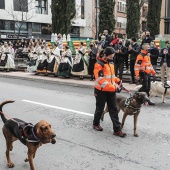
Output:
top-left (95, 0), bottom-right (99, 40)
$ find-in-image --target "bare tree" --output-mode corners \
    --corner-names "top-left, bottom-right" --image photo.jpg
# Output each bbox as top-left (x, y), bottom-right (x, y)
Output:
top-left (6, 0), bottom-right (36, 39)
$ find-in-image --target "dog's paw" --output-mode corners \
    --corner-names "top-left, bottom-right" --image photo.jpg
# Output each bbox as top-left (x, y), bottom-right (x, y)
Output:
top-left (24, 158), bottom-right (29, 162)
top-left (134, 134), bottom-right (138, 137)
top-left (8, 162), bottom-right (15, 168)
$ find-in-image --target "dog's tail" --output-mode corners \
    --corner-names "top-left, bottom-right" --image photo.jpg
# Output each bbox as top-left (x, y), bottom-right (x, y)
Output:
top-left (0, 100), bottom-right (14, 123)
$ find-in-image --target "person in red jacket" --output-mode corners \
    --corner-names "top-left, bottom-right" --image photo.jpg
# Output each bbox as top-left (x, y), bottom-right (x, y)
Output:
top-left (93, 47), bottom-right (126, 137)
top-left (110, 33), bottom-right (119, 47)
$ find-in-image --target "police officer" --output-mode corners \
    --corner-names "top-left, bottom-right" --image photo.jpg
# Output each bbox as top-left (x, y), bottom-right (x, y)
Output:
top-left (93, 47), bottom-right (126, 137)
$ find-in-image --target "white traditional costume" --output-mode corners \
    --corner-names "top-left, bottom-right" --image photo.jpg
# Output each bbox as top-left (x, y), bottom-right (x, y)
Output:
top-left (71, 46), bottom-right (88, 76)
top-left (0, 44), bottom-right (15, 70)
top-left (27, 45), bottom-right (41, 72)
top-left (58, 48), bottom-right (72, 77)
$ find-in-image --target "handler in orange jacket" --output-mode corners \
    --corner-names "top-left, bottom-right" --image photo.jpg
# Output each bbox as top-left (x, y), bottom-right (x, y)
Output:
top-left (134, 43), bottom-right (156, 105)
top-left (93, 47), bottom-right (126, 137)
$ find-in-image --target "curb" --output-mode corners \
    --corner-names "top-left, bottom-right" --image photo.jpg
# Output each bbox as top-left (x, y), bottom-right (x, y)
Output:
top-left (0, 73), bottom-right (94, 89)
top-left (0, 72), bottom-right (137, 93)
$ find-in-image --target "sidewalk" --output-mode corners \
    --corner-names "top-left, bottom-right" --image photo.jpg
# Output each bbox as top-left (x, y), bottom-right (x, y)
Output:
top-left (0, 71), bottom-right (137, 91)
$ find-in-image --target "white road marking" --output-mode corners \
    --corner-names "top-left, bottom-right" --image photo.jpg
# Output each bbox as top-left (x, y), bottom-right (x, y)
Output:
top-left (22, 100), bottom-right (93, 117)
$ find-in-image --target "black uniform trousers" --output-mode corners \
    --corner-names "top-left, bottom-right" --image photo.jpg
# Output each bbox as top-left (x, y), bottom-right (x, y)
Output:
top-left (93, 88), bottom-right (121, 132)
top-left (130, 60), bottom-right (136, 82)
top-left (138, 72), bottom-right (151, 96)
top-left (114, 62), bottom-right (124, 80)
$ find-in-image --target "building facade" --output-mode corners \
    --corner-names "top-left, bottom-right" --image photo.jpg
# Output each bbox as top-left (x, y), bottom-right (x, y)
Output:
top-left (160, 0), bottom-right (170, 35)
top-left (71, 0), bottom-right (93, 38)
top-left (0, 0), bottom-right (52, 40)
top-left (0, 0), bottom-right (94, 40)
top-left (114, 0), bottom-right (127, 36)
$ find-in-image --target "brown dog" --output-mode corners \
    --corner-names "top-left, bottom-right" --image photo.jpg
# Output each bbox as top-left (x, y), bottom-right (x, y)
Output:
top-left (0, 100), bottom-right (56, 170)
top-left (101, 92), bottom-right (150, 137)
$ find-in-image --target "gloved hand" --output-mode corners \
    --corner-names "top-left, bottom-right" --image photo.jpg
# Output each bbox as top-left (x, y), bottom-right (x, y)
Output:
top-left (115, 81), bottom-right (123, 93)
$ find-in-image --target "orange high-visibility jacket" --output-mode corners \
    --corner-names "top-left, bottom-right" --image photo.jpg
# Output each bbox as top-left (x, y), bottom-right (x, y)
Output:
top-left (134, 50), bottom-right (156, 77)
top-left (94, 60), bottom-right (120, 92)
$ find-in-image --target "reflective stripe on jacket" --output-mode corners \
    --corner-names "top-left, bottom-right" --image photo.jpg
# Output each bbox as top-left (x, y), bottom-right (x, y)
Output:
top-left (134, 50), bottom-right (156, 77)
top-left (94, 60), bottom-right (120, 92)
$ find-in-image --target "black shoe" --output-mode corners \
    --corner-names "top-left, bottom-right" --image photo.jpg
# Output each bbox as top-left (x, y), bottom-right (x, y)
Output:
top-left (148, 101), bottom-right (155, 106)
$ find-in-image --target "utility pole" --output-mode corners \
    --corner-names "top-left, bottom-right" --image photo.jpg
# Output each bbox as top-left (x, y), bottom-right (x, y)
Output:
top-left (95, 0), bottom-right (99, 40)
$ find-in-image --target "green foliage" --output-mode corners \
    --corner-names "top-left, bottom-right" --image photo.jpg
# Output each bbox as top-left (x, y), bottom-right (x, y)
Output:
top-left (51, 0), bottom-right (76, 34)
top-left (126, 0), bottom-right (140, 38)
top-left (99, 0), bottom-right (115, 34)
top-left (147, 0), bottom-right (162, 38)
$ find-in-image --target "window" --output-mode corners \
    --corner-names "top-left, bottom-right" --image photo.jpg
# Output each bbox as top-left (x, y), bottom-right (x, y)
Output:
top-left (117, 22), bottom-right (122, 28)
top-left (0, 20), bottom-right (15, 32)
top-left (117, 17), bottom-right (127, 29)
top-left (15, 22), bottom-right (28, 33)
top-left (71, 26), bottom-right (80, 37)
top-left (81, 0), bottom-right (84, 19)
top-left (13, 0), bottom-right (28, 12)
top-left (32, 23), bottom-right (41, 34)
top-left (41, 23), bottom-right (51, 35)
top-left (0, 0), bottom-right (5, 9)
top-left (35, 0), bottom-right (48, 14)
top-left (117, 1), bottom-right (126, 13)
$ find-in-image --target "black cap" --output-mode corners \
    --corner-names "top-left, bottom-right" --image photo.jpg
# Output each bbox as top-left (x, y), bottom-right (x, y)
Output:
top-left (103, 47), bottom-right (115, 56)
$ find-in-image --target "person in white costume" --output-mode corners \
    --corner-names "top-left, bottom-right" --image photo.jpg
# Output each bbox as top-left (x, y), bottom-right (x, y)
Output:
top-left (57, 45), bottom-right (73, 78)
top-left (0, 42), bottom-right (15, 71)
top-left (71, 42), bottom-right (88, 79)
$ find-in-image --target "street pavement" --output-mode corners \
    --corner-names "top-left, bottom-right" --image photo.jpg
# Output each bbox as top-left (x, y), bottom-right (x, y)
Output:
top-left (0, 74), bottom-right (170, 170)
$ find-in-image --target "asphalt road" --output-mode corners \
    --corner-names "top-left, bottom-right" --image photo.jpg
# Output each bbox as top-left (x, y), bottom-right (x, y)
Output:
top-left (0, 77), bottom-right (170, 170)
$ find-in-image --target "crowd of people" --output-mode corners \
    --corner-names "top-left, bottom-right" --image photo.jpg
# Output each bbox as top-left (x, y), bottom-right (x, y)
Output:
top-left (0, 30), bottom-right (169, 87)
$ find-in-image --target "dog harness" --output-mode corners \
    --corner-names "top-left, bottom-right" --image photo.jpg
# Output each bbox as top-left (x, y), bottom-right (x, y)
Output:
top-left (19, 123), bottom-right (40, 144)
top-left (163, 81), bottom-right (170, 95)
top-left (125, 97), bottom-right (140, 115)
